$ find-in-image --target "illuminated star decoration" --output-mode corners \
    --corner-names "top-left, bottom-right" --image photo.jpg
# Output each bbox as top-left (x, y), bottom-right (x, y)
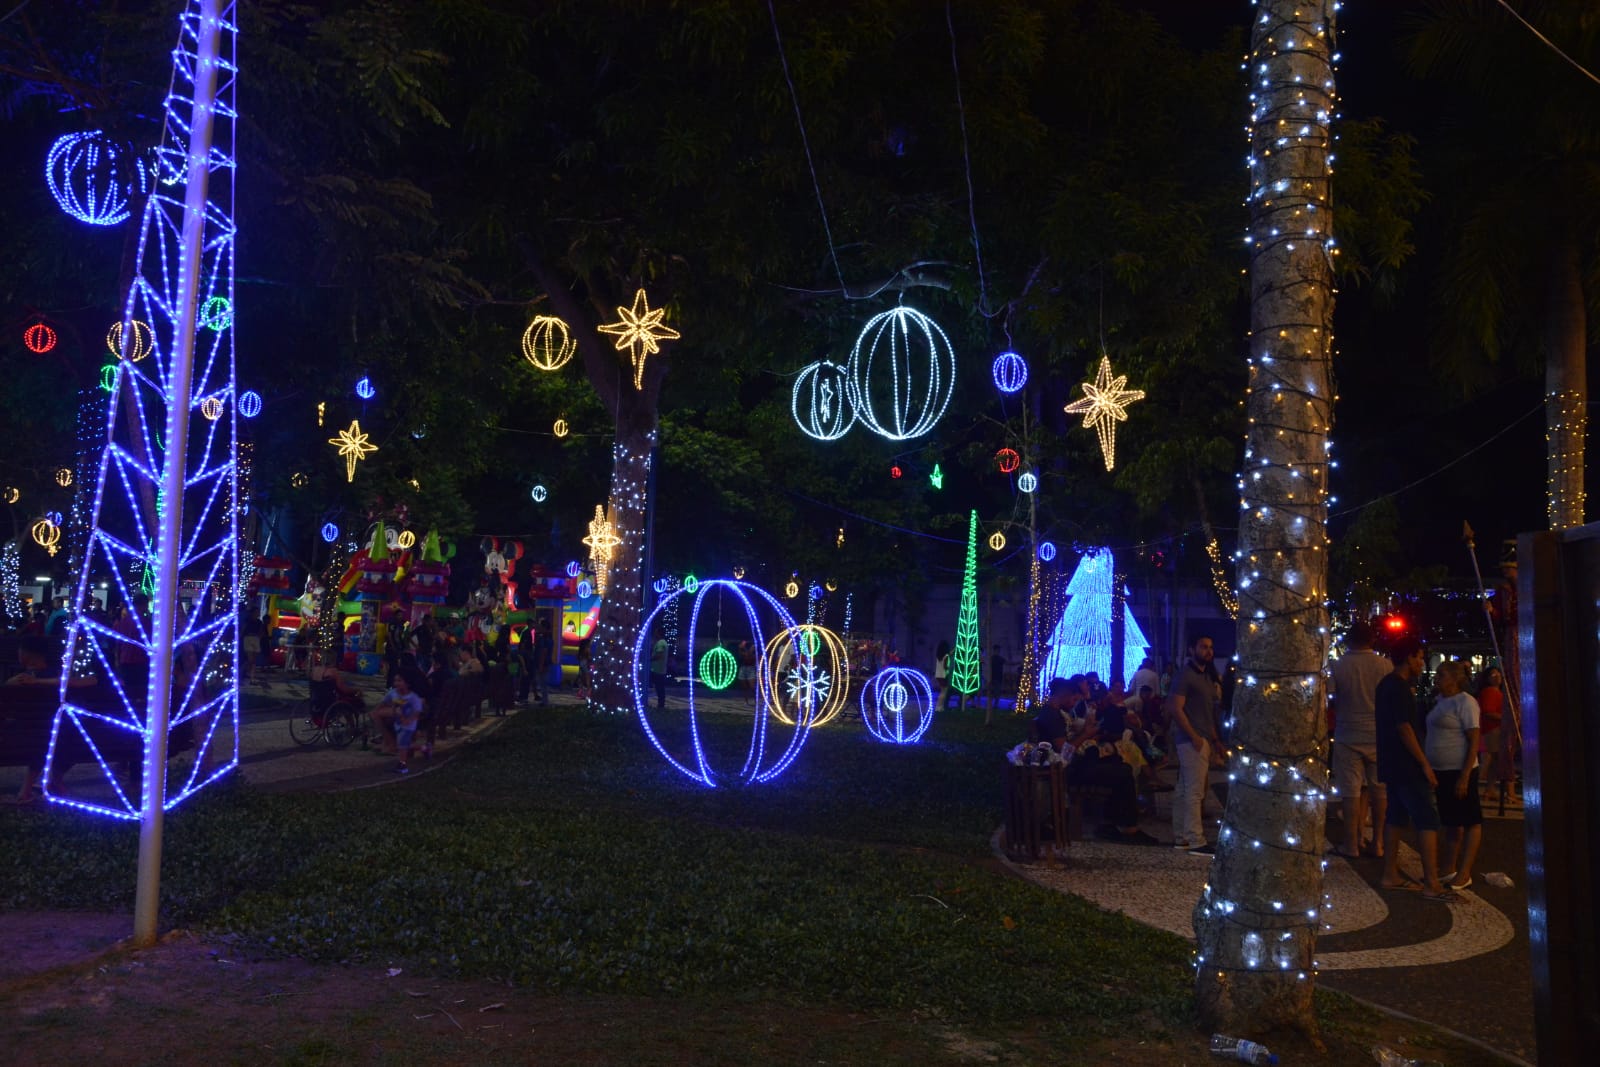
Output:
top-left (328, 419), bottom-right (378, 482)
top-left (581, 504), bottom-right (622, 595)
top-left (1063, 355), bottom-right (1145, 471)
top-left (598, 288), bottom-right (680, 391)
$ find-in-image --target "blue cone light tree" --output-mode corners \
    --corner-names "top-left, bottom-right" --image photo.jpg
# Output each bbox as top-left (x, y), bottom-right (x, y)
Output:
top-left (1037, 548), bottom-right (1149, 692)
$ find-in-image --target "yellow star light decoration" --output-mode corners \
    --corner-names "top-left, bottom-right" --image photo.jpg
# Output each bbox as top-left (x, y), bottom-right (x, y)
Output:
top-left (1063, 355), bottom-right (1146, 471)
top-left (328, 419), bottom-right (378, 483)
top-left (597, 288), bottom-right (680, 391)
top-left (581, 504), bottom-right (622, 595)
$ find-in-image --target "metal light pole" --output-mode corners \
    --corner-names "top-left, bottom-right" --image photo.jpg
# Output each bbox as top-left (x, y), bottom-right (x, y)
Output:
top-left (133, 0), bottom-right (224, 948)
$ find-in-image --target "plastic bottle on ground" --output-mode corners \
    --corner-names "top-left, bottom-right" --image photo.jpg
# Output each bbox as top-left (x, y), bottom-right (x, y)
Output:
top-left (1209, 1033), bottom-right (1278, 1064)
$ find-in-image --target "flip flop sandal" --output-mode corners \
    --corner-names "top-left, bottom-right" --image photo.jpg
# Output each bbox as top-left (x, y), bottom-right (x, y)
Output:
top-left (1422, 889), bottom-right (1461, 902)
top-left (1380, 876), bottom-right (1422, 891)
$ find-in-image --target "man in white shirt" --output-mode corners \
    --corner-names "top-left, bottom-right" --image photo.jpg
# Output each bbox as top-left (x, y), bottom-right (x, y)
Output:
top-left (1130, 657), bottom-right (1160, 698)
top-left (1328, 621), bottom-right (1394, 859)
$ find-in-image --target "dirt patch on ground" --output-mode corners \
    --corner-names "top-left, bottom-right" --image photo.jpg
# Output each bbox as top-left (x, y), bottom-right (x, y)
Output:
top-left (0, 912), bottom-right (1520, 1066)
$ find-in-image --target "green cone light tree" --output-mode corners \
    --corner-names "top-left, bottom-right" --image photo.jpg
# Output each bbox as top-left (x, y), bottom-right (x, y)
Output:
top-left (951, 510), bottom-right (981, 699)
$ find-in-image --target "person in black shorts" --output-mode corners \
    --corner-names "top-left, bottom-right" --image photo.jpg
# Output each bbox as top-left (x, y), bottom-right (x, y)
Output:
top-left (1375, 637), bottom-right (1457, 901)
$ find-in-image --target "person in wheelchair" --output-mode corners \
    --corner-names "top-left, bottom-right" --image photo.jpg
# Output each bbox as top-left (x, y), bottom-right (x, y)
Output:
top-left (307, 648), bottom-right (363, 720)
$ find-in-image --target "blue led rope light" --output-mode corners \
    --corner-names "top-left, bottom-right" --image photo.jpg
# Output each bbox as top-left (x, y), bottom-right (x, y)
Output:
top-left (631, 579), bottom-right (809, 787)
top-left (991, 351), bottom-right (1028, 394)
top-left (845, 306), bottom-right (957, 442)
top-left (46, 1), bottom-right (241, 820)
top-left (45, 131), bottom-right (147, 226)
top-left (860, 665), bottom-right (935, 744)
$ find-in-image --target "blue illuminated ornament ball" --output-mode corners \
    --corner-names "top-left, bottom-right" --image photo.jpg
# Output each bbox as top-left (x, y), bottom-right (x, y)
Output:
top-left (991, 351), bottom-right (1028, 394)
top-left (321, 522), bottom-right (339, 542)
top-left (1039, 541), bottom-right (1057, 562)
top-left (860, 665), bottom-right (935, 744)
top-left (45, 131), bottom-right (143, 226)
top-left (577, 579), bottom-right (594, 598)
top-left (237, 390), bottom-right (262, 418)
top-left (355, 376), bottom-right (376, 400)
top-left (566, 560), bottom-right (582, 578)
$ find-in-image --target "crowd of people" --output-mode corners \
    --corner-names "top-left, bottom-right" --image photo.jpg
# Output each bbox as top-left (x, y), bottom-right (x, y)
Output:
top-left (1014, 621), bottom-right (1516, 885)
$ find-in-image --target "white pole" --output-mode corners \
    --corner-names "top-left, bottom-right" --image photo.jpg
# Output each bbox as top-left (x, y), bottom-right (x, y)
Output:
top-left (133, 0), bottom-right (224, 949)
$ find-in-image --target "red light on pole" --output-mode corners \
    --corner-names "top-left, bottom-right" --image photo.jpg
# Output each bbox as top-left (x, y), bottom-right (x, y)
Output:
top-left (1383, 615), bottom-right (1406, 633)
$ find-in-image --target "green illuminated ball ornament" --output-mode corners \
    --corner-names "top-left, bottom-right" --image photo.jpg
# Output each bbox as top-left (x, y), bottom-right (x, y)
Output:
top-left (699, 646), bottom-right (737, 690)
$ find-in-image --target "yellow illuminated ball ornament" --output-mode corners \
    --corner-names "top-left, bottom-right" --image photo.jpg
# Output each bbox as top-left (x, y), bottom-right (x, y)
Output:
top-left (199, 396), bottom-right (224, 421)
top-left (1063, 355), bottom-right (1146, 471)
top-left (2, 486), bottom-right (18, 504)
top-left (698, 646), bottom-right (738, 690)
top-left (106, 319), bottom-right (154, 362)
top-left (291, 472), bottom-right (307, 488)
top-left (784, 578), bottom-right (800, 598)
top-left (32, 518), bottom-right (62, 556)
top-left (988, 531), bottom-right (1006, 551)
top-left (397, 530), bottom-right (416, 550)
top-left (328, 420), bottom-right (378, 482)
top-left (553, 417), bottom-right (570, 438)
top-left (521, 314), bottom-right (577, 372)
top-left (55, 468), bottom-right (73, 487)
top-left (598, 288), bottom-right (680, 391)
top-left (764, 624), bottom-right (848, 727)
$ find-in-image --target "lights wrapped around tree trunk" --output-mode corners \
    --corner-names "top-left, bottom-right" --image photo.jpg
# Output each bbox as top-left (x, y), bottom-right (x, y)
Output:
top-left (1194, 0), bottom-right (1339, 1033)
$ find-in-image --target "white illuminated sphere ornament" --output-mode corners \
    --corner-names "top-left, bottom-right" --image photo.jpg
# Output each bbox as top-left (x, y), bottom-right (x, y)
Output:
top-left (845, 306), bottom-right (956, 441)
top-left (791, 360), bottom-right (854, 441)
top-left (531, 485), bottom-right (547, 502)
top-left (1018, 471), bottom-right (1038, 493)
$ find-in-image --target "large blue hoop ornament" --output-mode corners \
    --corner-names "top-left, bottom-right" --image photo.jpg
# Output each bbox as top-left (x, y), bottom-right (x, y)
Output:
top-left (791, 360), bottom-right (854, 441)
top-left (45, 131), bottom-right (144, 226)
top-left (845, 306), bottom-right (957, 441)
top-left (992, 351), bottom-right (1028, 394)
top-left (632, 579), bottom-right (809, 786)
top-left (860, 666), bottom-right (936, 744)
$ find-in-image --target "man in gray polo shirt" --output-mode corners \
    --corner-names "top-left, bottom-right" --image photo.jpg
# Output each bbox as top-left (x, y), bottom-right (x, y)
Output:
top-left (1328, 621), bottom-right (1393, 858)
top-left (1168, 634), bottom-right (1223, 852)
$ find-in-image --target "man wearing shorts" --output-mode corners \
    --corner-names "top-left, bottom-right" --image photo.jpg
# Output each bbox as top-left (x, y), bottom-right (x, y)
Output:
top-left (1374, 637), bottom-right (1456, 900)
top-left (1328, 622), bottom-right (1392, 858)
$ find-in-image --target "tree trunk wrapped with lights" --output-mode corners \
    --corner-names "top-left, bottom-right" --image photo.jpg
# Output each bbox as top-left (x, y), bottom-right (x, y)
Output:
top-left (1194, 0), bottom-right (1337, 1037)
top-left (527, 256), bottom-right (670, 716)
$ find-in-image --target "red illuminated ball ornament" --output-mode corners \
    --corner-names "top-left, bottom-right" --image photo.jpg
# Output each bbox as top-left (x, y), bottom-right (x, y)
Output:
top-left (995, 448), bottom-right (1020, 474)
top-left (23, 323), bottom-right (57, 354)
top-left (890, 464), bottom-right (903, 479)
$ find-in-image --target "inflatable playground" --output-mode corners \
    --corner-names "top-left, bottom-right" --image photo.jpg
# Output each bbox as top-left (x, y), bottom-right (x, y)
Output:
top-left (252, 528), bottom-right (600, 684)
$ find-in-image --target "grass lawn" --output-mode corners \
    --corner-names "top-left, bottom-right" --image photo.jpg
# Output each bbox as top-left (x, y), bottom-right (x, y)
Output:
top-left (0, 708), bottom-right (1514, 1064)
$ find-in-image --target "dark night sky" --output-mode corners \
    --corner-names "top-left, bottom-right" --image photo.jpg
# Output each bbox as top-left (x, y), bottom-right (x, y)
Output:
top-left (1128, 0), bottom-right (1575, 578)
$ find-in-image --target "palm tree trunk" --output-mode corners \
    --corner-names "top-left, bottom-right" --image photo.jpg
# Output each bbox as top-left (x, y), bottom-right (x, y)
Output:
top-left (1545, 235), bottom-right (1586, 530)
top-left (1194, 0), bottom-right (1336, 1037)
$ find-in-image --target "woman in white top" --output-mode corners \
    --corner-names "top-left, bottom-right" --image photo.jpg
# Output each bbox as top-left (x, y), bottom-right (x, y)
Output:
top-left (1425, 660), bottom-right (1482, 890)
